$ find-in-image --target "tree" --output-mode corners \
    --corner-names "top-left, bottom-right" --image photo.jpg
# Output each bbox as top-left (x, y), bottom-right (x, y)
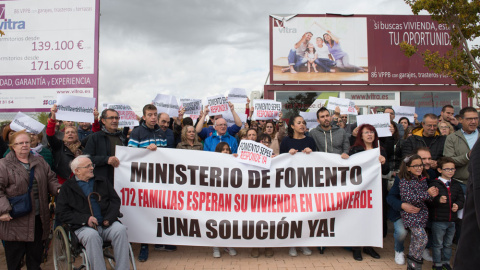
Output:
top-left (400, 0), bottom-right (480, 101)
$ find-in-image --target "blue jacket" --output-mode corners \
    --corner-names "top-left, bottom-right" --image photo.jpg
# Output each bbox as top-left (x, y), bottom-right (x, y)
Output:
top-left (128, 123), bottom-right (167, 148)
top-left (198, 124), bottom-right (241, 141)
top-left (203, 132), bottom-right (238, 153)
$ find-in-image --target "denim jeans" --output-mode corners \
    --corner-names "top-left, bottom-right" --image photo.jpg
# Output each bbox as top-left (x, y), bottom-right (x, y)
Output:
top-left (314, 58), bottom-right (335, 72)
top-left (287, 49), bottom-right (307, 71)
top-left (432, 221), bottom-right (455, 266)
top-left (393, 218), bottom-right (408, 252)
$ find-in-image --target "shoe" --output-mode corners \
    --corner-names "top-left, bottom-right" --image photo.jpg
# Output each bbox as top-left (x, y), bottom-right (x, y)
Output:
top-left (442, 264), bottom-right (452, 270)
top-left (363, 247), bottom-right (380, 259)
top-left (422, 249), bottom-right (433, 262)
top-left (138, 244), bottom-right (149, 262)
top-left (300, 247), bottom-right (312, 256)
top-left (394, 251), bottom-right (405, 265)
top-left (407, 255), bottom-right (423, 270)
top-left (265, 248), bottom-right (274, 258)
top-left (224, 247), bottom-right (237, 256)
top-left (251, 248), bottom-right (260, 258)
top-left (353, 249), bottom-right (363, 261)
top-left (317, 246), bottom-right (326, 254)
top-left (213, 247), bottom-right (221, 258)
top-left (289, 247), bottom-right (298, 257)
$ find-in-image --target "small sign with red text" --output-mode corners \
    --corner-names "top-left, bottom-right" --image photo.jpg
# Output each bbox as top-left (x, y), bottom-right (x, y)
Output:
top-left (237, 140), bottom-right (273, 169)
top-left (253, 99), bottom-right (281, 120)
top-left (206, 95), bottom-right (229, 116)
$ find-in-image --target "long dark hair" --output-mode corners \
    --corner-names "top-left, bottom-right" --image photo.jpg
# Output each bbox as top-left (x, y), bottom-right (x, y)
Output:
top-left (398, 154), bottom-right (428, 181)
top-left (351, 124), bottom-right (379, 150)
top-left (215, 142), bottom-right (231, 154)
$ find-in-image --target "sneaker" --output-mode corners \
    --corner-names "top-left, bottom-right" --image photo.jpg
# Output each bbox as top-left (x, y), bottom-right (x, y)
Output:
top-left (154, 244), bottom-right (177, 251)
top-left (265, 248), bottom-right (274, 258)
top-left (251, 248), bottom-right (260, 258)
top-left (422, 249), bottom-right (433, 262)
top-left (300, 247), bottom-right (312, 256)
top-left (212, 247), bottom-right (221, 258)
top-left (224, 247), bottom-right (237, 256)
top-left (289, 247), bottom-right (298, 257)
top-left (394, 251), bottom-right (405, 265)
top-left (138, 244), bottom-right (149, 262)
top-left (442, 264), bottom-right (452, 270)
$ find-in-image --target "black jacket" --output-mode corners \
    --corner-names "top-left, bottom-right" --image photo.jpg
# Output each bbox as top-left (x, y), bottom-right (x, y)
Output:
top-left (47, 134), bottom-right (83, 179)
top-left (83, 130), bottom-right (128, 184)
top-left (427, 178), bottom-right (464, 222)
top-left (349, 146), bottom-right (390, 175)
top-left (55, 175), bottom-right (121, 231)
top-left (401, 127), bottom-right (446, 160)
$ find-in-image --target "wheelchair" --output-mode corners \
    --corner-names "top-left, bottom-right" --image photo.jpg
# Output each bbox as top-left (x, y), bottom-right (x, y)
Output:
top-left (52, 224), bottom-right (137, 270)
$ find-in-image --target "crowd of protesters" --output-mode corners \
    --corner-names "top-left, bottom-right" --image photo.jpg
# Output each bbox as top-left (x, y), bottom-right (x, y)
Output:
top-left (0, 100), bottom-right (479, 270)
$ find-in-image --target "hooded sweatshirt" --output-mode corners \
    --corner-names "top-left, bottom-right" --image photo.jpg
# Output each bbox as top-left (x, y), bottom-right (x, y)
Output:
top-left (309, 124), bottom-right (350, 155)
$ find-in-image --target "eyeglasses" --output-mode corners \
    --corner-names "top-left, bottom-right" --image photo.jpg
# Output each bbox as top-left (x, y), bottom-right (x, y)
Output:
top-left (362, 131), bottom-right (375, 135)
top-left (216, 124), bottom-right (227, 127)
top-left (261, 140), bottom-right (271, 145)
top-left (78, 164), bottom-right (95, 169)
top-left (409, 164), bottom-right (424, 169)
top-left (105, 116), bottom-right (120, 120)
top-left (14, 141), bottom-right (30, 146)
top-left (464, 117), bottom-right (479, 122)
top-left (442, 168), bottom-right (456, 172)
top-left (424, 124), bottom-right (438, 128)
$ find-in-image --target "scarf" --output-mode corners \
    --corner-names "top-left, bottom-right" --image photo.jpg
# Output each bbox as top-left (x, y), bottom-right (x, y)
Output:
top-left (30, 143), bottom-right (43, 156)
top-left (101, 125), bottom-right (123, 136)
top-left (64, 140), bottom-right (82, 157)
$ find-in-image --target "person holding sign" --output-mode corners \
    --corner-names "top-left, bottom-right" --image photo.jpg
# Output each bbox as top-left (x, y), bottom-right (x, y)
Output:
top-left (203, 118), bottom-right (239, 154)
top-left (196, 103), bottom-right (242, 141)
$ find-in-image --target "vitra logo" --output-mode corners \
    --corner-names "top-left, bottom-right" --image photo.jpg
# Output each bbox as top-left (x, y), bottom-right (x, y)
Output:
top-left (0, 4), bottom-right (5, 20)
top-left (273, 18), bottom-right (297, 33)
top-left (273, 19), bottom-right (284, 28)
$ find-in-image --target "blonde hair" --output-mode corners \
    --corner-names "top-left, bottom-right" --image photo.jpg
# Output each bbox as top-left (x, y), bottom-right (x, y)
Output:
top-left (181, 125), bottom-right (199, 144)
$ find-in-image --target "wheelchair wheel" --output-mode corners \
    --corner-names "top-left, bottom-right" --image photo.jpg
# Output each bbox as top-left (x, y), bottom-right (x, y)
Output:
top-left (53, 226), bottom-right (72, 270)
top-left (104, 244), bottom-right (137, 270)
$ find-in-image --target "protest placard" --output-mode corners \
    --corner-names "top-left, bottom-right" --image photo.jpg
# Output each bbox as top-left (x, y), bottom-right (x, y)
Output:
top-left (153, 94), bottom-right (179, 117)
top-left (10, 112), bottom-right (45, 134)
top-left (252, 100), bottom-right (281, 120)
top-left (223, 111), bottom-right (247, 128)
top-left (392, 106), bottom-right (416, 123)
top-left (299, 111), bottom-right (318, 130)
top-left (326, 97), bottom-right (357, 115)
top-left (356, 114), bottom-right (392, 137)
top-left (115, 146), bottom-right (383, 247)
top-left (227, 88), bottom-right (248, 104)
top-left (206, 95), bottom-right (229, 116)
top-left (181, 99), bottom-right (202, 116)
top-left (107, 104), bottom-right (139, 127)
top-left (237, 140), bottom-right (273, 169)
top-left (56, 95), bottom-right (95, 123)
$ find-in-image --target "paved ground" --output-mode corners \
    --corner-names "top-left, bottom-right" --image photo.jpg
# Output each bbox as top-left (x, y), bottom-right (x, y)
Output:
top-left (0, 225), bottom-right (452, 269)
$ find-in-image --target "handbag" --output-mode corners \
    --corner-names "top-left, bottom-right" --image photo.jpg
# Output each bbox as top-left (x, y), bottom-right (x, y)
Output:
top-left (8, 167), bottom-right (35, 218)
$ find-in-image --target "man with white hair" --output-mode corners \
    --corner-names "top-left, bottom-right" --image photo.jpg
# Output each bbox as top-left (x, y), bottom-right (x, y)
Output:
top-left (56, 155), bottom-right (129, 270)
top-left (203, 118), bottom-right (239, 153)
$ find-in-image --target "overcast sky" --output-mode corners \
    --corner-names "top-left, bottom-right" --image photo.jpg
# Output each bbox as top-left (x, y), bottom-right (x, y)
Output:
top-left (98, 0), bottom-right (419, 111)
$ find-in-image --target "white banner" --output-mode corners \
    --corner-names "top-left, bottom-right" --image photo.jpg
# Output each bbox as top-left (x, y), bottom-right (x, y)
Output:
top-left (356, 114), bottom-right (392, 137)
top-left (237, 140), bottom-right (273, 169)
top-left (252, 99), bottom-right (281, 120)
top-left (227, 88), bottom-right (248, 104)
top-left (153, 94), bottom-right (179, 117)
top-left (114, 146), bottom-right (383, 247)
top-left (392, 106), bottom-right (415, 123)
top-left (326, 97), bottom-right (357, 115)
top-left (56, 94), bottom-right (95, 123)
top-left (181, 100), bottom-right (202, 116)
top-left (107, 104), bottom-right (139, 127)
top-left (206, 95), bottom-right (229, 116)
top-left (299, 111), bottom-right (318, 130)
top-left (10, 112), bottom-right (45, 134)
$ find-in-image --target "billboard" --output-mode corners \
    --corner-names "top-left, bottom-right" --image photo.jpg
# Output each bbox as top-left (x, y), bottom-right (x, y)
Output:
top-left (0, 0), bottom-right (99, 112)
top-left (270, 14), bottom-right (455, 85)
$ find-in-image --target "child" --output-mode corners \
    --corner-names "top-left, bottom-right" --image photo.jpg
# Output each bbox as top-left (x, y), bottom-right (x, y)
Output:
top-left (398, 154), bottom-right (438, 270)
top-left (428, 157), bottom-right (464, 270)
top-left (211, 142), bottom-right (237, 258)
top-left (304, 43), bottom-right (318, 73)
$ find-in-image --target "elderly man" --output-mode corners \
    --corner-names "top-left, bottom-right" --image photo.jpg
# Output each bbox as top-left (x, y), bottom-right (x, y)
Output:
top-left (196, 102), bottom-right (242, 140)
top-left (203, 118), bottom-right (238, 153)
top-left (56, 155), bottom-right (129, 270)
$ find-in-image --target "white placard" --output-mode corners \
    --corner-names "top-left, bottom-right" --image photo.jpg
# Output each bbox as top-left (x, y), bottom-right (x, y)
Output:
top-left (227, 88), bottom-right (248, 104)
top-left (107, 104), bottom-right (139, 127)
top-left (327, 97), bottom-right (357, 115)
top-left (252, 99), bottom-right (282, 120)
top-left (223, 111), bottom-right (247, 128)
top-left (299, 111), bottom-right (318, 130)
top-left (356, 114), bottom-right (392, 137)
top-left (152, 94), bottom-right (179, 117)
top-left (206, 95), bottom-right (229, 116)
top-left (181, 99), bottom-right (202, 116)
top-left (10, 112), bottom-right (45, 134)
top-left (56, 94), bottom-right (95, 123)
top-left (392, 106), bottom-right (415, 123)
top-left (237, 140), bottom-right (273, 169)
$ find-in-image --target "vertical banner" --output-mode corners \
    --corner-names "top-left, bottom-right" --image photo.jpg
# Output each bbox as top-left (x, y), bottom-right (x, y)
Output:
top-left (115, 146), bottom-right (383, 247)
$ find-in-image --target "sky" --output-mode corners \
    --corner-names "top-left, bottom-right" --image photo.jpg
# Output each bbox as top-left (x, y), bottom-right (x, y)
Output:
top-left (97, 0), bottom-right (421, 112)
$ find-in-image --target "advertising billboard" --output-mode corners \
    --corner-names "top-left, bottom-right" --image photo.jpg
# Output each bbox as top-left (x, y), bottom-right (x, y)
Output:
top-left (270, 14), bottom-right (455, 85)
top-left (0, 0), bottom-right (99, 112)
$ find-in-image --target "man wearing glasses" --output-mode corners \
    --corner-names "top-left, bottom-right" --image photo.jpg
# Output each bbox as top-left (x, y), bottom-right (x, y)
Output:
top-left (203, 118), bottom-right (239, 153)
top-left (84, 109), bottom-right (127, 185)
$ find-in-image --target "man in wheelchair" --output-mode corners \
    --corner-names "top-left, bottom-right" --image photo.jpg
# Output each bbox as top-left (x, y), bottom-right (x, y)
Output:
top-left (56, 155), bottom-right (130, 269)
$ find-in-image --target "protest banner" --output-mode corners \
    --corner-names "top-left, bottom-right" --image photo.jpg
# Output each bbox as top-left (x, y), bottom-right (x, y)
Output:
top-left (115, 146), bottom-right (383, 247)
top-left (227, 88), bottom-right (248, 104)
top-left (392, 106), bottom-right (416, 123)
top-left (356, 114), bottom-right (392, 137)
top-left (253, 99), bottom-right (281, 120)
top-left (237, 140), bottom-right (273, 169)
top-left (181, 99), bottom-right (202, 116)
top-left (10, 112), bottom-right (45, 134)
top-left (56, 95), bottom-right (95, 123)
top-left (223, 111), bottom-right (247, 128)
top-left (326, 97), bottom-right (357, 115)
top-left (206, 95), bottom-right (229, 116)
top-left (299, 111), bottom-right (318, 130)
top-left (153, 94), bottom-right (179, 117)
top-left (107, 104), bottom-right (139, 127)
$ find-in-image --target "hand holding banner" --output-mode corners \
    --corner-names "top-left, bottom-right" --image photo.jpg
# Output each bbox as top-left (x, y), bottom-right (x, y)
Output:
top-left (237, 140), bottom-right (273, 169)
top-left (10, 112), bottom-right (45, 134)
top-left (153, 94), bottom-right (179, 117)
top-left (356, 114), bottom-right (392, 137)
top-left (392, 106), bottom-right (415, 123)
top-left (107, 104), bottom-right (139, 127)
top-left (327, 97), bottom-right (357, 115)
top-left (56, 95), bottom-right (95, 123)
top-left (206, 95), bottom-right (229, 116)
top-left (227, 88), bottom-right (248, 104)
top-left (253, 99), bottom-right (282, 120)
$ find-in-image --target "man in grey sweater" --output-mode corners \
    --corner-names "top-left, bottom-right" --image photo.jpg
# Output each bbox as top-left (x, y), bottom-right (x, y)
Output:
top-left (309, 107), bottom-right (350, 159)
